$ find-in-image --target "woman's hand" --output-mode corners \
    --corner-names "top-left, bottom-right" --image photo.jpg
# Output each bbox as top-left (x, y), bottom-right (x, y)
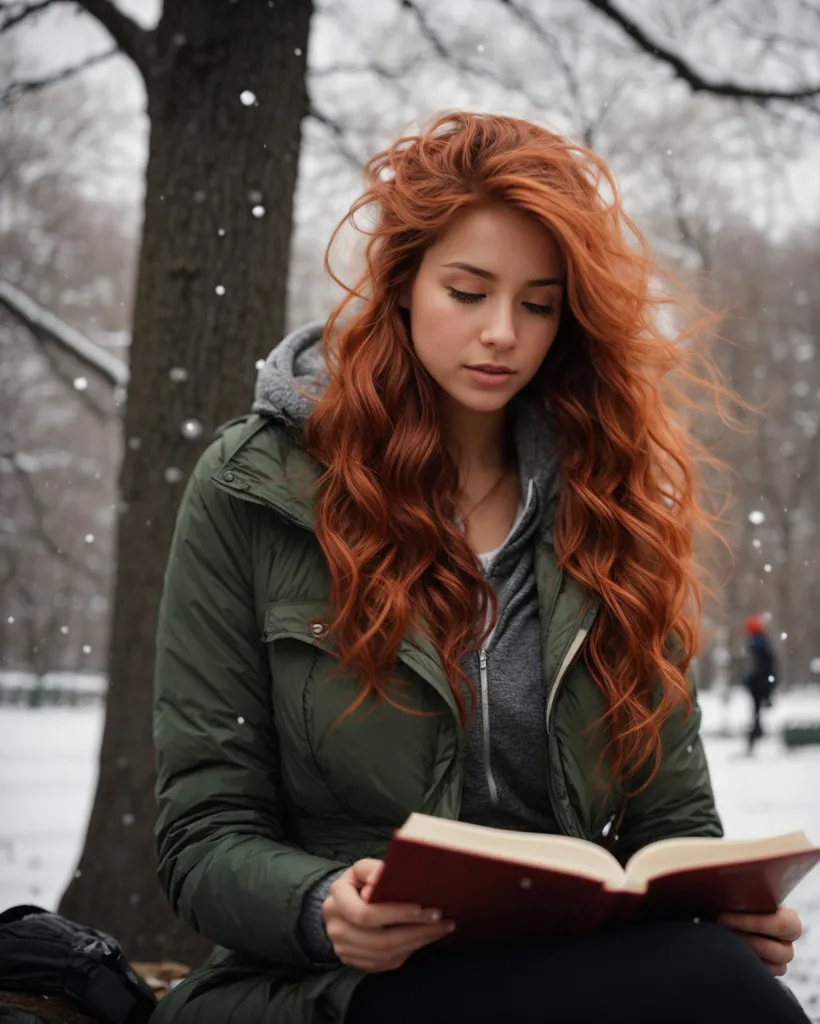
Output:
top-left (322, 858), bottom-right (455, 973)
top-left (718, 906), bottom-right (803, 977)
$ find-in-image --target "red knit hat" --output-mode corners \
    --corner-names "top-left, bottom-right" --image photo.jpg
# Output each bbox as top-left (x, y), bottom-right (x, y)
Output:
top-left (743, 614), bottom-right (765, 636)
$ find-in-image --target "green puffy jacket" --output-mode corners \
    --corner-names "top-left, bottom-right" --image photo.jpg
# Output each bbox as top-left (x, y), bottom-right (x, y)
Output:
top-left (151, 415), bottom-right (722, 1024)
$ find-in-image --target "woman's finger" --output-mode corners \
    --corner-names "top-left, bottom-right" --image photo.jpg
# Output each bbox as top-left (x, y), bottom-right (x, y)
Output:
top-left (734, 932), bottom-right (795, 967)
top-left (328, 873), bottom-right (438, 930)
top-left (762, 959), bottom-right (789, 978)
top-left (718, 908), bottom-right (802, 942)
top-left (334, 919), bottom-right (454, 958)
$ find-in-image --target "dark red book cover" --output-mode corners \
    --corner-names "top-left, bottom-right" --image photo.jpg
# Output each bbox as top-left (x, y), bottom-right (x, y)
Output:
top-left (369, 836), bottom-right (820, 946)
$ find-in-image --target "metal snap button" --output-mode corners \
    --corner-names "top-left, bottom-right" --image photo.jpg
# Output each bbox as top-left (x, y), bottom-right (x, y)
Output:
top-left (223, 471), bottom-right (235, 483)
top-left (311, 622), bottom-right (325, 637)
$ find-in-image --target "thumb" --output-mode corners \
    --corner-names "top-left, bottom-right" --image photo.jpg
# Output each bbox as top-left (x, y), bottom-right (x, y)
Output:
top-left (350, 858), bottom-right (384, 888)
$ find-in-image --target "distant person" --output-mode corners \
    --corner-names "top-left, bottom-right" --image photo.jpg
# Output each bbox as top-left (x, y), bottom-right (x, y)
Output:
top-left (742, 614), bottom-right (778, 754)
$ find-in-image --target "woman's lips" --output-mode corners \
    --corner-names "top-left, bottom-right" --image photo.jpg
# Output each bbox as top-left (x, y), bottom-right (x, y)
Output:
top-left (465, 366), bottom-right (515, 386)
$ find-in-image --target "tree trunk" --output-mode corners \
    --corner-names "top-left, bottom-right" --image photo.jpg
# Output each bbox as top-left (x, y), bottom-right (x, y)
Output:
top-left (59, 0), bottom-right (314, 963)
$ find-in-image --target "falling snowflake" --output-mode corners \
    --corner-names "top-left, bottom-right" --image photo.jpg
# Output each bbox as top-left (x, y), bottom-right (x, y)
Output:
top-left (127, 437), bottom-right (142, 451)
top-left (218, 228), bottom-right (226, 237)
top-left (780, 632), bottom-right (788, 640)
top-left (164, 467), bottom-right (184, 484)
top-left (73, 377), bottom-right (88, 391)
top-left (237, 716), bottom-right (245, 725)
top-left (748, 510), bottom-right (765, 525)
top-left (215, 285), bottom-right (226, 296)
top-left (7, 616), bottom-right (14, 624)
top-left (252, 205), bottom-right (265, 218)
top-left (255, 359), bottom-right (265, 370)
top-left (294, 47), bottom-right (303, 56)
top-left (85, 534), bottom-right (94, 543)
top-left (763, 564), bottom-right (772, 573)
top-left (752, 539), bottom-right (761, 549)
top-left (169, 367), bottom-right (189, 383)
top-left (810, 657), bottom-right (820, 674)
top-left (60, 626), bottom-right (69, 635)
top-left (122, 813), bottom-right (135, 826)
top-left (240, 90), bottom-right (257, 106)
top-left (82, 645), bottom-right (91, 654)
top-left (181, 419), bottom-right (203, 440)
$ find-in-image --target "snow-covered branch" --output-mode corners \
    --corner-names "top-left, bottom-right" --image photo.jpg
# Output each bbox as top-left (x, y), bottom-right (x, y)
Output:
top-left (0, 281), bottom-right (129, 389)
top-left (0, 47), bottom-right (117, 106)
top-left (579, 0), bottom-right (820, 101)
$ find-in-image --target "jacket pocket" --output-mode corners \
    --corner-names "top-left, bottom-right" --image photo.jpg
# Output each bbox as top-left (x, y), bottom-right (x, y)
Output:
top-left (261, 599), bottom-right (349, 819)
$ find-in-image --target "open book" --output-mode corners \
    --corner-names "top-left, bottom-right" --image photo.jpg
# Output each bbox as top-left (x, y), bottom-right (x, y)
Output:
top-left (369, 813), bottom-right (820, 945)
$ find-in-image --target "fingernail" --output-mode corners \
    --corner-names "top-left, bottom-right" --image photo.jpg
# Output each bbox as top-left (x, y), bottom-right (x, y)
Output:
top-left (429, 910), bottom-right (441, 921)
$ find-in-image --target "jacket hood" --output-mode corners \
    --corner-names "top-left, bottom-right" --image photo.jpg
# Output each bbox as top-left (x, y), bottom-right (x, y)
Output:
top-left (252, 321), bottom-right (327, 431)
top-left (252, 321), bottom-right (561, 534)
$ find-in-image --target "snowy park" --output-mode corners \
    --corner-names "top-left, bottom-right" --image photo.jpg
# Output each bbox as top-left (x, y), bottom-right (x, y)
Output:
top-left (1, 686), bottom-right (819, 1020)
top-left (3, 1), bottom-right (820, 1022)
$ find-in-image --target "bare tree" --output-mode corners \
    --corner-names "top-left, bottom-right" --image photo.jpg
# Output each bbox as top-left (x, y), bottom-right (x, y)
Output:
top-left (4, 1), bottom-right (315, 962)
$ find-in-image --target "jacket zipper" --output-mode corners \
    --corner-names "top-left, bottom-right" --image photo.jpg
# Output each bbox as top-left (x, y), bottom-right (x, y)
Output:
top-left (545, 626), bottom-right (589, 734)
top-left (478, 648), bottom-right (500, 806)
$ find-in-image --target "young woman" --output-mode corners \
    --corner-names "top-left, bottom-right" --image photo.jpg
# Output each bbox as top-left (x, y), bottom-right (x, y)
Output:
top-left (152, 112), bottom-right (808, 1023)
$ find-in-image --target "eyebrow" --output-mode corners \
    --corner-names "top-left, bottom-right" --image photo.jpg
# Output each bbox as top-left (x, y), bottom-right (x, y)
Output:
top-left (442, 261), bottom-right (564, 288)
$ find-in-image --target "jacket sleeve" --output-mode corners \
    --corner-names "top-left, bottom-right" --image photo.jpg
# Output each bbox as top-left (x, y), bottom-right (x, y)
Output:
top-left (615, 674), bottom-right (723, 865)
top-left (154, 450), bottom-right (347, 968)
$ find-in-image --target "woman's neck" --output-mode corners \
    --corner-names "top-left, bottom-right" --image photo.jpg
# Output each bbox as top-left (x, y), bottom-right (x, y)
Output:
top-left (443, 402), bottom-right (513, 481)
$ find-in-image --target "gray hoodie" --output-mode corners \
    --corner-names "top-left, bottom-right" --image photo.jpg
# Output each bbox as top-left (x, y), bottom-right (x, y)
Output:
top-left (253, 324), bottom-right (562, 960)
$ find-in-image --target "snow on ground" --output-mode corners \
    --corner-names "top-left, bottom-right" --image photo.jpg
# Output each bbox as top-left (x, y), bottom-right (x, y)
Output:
top-left (0, 692), bottom-right (819, 1018)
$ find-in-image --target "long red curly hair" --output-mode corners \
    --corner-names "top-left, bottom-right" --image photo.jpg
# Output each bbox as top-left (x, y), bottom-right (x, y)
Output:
top-left (303, 111), bottom-right (727, 790)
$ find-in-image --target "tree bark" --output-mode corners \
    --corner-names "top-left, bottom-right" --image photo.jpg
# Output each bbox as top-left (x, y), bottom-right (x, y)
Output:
top-left (59, 0), bottom-right (314, 963)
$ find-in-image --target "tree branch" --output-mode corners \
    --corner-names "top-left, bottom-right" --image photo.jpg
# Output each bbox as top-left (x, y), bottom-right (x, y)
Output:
top-left (400, 0), bottom-right (551, 112)
top-left (72, 0), bottom-right (150, 79)
top-left (37, 334), bottom-right (115, 422)
top-left (1, 443), bottom-right (104, 587)
top-left (0, 280), bottom-right (129, 388)
top-left (0, 47), bottom-right (117, 106)
top-left (307, 104), bottom-right (364, 168)
top-left (579, 0), bottom-right (820, 102)
top-left (0, 0), bottom-right (62, 31)
top-left (311, 57), bottom-right (422, 80)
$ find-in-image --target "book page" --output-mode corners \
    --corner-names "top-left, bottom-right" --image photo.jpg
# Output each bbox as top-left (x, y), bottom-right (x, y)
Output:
top-left (625, 830), bottom-right (814, 887)
top-left (399, 813), bottom-right (626, 886)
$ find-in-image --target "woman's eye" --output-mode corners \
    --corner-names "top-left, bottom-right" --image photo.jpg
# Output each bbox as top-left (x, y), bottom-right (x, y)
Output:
top-left (524, 302), bottom-right (556, 317)
top-left (448, 287), bottom-right (484, 304)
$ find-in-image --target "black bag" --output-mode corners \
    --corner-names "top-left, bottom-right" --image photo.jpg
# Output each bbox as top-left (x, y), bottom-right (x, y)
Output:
top-left (0, 1010), bottom-right (47, 1024)
top-left (0, 906), bottom-right (156, 1024)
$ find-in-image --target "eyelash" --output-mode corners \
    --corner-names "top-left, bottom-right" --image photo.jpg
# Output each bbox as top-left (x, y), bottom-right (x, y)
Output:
top-left (447, 287), bottom-right (556, 317)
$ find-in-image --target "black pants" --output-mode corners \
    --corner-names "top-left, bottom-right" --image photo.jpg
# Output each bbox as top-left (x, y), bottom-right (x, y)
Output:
top-left (346, 921), bottom-right (810, 1023)
top-left (748, 692), bottom-right (765, 752)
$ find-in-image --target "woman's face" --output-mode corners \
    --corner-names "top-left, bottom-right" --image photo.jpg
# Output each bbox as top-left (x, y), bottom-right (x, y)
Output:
top-left (406, 204), bottom-right (564, 416)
